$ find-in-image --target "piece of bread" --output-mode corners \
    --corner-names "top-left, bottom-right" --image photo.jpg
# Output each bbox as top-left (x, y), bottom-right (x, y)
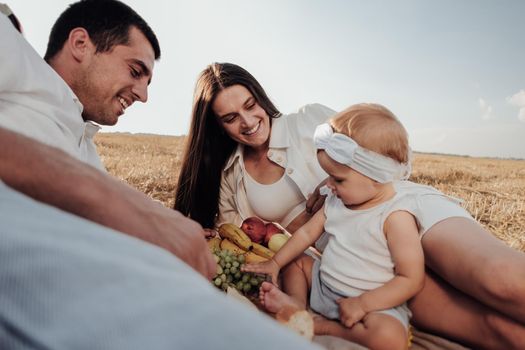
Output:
top-left (276, 305), bottom-right (314, 340)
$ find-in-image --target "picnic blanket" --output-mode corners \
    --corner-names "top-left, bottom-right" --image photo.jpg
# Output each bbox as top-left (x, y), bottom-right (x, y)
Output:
top-left (226, 287), bottom-right (470, 349)
top-left (314, 328), bottom-right (469, 350)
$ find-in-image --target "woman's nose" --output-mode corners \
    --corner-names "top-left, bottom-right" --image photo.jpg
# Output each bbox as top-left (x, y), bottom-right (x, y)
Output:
top-left (239, 111), bottom-right (255, 126)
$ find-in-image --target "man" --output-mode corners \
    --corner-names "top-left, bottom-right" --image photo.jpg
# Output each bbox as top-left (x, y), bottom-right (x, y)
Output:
top-left (0, 4), bottom-right (320, 350)
top-left (0, 0), bottom-right (213, 268)
top-left (1, 0), bottom-right (159, 170)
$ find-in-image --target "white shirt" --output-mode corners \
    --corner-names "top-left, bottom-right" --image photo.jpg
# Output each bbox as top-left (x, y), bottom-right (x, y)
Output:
top-left (217, 103), bottom-right (336, 227)
top-left (0, 15), bottom-right (104, 170)
top-left (243, 168), bottom-right (305, 226)
top-left (320, 181), bottom-right (473, 292)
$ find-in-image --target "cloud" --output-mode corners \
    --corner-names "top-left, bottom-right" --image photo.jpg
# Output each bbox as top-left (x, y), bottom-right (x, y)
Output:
top-left (478, 98), bottom-right (493, 120)
top-left (506, 90), bottom-right (525, 122)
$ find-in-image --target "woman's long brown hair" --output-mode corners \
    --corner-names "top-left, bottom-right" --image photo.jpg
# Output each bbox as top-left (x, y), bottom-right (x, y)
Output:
top-left (174, 63), bottom-right (280, 228)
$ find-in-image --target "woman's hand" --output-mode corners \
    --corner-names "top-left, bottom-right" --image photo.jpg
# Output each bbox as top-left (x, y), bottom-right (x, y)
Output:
top-left (336, 297), bottom-right (367, 328)
top-left (242, 258), bottom-right (280, 285)
top-left (305, 178), bottom-right (328, 215)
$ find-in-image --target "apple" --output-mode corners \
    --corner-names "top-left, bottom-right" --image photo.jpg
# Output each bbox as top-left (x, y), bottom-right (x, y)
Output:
top-left (268, 233), bottom-right (289, 253)
top-left (241, 217), bottom-right (267, 244)
top-left (264, 222), bottom-right (283, 245)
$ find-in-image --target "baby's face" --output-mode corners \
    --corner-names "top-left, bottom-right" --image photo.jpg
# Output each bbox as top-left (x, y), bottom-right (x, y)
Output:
top-left (317, 151), bottom-right (377, 208)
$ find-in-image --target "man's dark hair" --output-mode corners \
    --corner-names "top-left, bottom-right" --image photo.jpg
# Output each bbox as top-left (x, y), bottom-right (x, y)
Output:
top-left (44, 0), bottom-right (160, 62)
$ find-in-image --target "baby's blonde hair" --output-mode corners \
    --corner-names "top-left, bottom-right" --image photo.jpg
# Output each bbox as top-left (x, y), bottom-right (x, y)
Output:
top-left (330, 103), bottom-right (410, 164)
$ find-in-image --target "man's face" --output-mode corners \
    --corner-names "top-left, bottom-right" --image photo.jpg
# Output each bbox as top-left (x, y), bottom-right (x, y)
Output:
top-left (76, 26), bottom-right (155, 125)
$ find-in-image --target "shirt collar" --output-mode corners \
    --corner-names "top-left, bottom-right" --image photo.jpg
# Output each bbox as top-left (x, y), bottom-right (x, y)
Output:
top-left (67, 86), bottom-right (84, 115)
top-left (67, 86), bottom-right (101, 139)
top-left (268, 114), bottom-right (290, 148)
top-left (84, 121), bottom-right (101, 139)
top-left (224, 144), bottom-right (244, 171)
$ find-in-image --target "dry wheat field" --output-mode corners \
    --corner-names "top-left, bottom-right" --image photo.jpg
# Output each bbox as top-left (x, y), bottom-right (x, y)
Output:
top-left (95, 132), bottom-right (525, 252)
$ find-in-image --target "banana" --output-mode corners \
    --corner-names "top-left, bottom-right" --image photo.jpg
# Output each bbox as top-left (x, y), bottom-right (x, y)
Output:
top-left (244, 251), bottom-right (269, 263)
top-left (220, 238), bottom-right (247, 255)
top-left (251, 242), bottom-right (275, 259)
top-left (207, 237), bottom-right (222, 253)
top-left (218, 223), bottom-right (253, 251)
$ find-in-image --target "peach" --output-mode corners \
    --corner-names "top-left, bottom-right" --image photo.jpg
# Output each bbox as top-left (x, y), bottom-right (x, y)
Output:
top-left (264, 222), bottom-right (283, 245)
top-left (241, 217), bottom-right (267, 244)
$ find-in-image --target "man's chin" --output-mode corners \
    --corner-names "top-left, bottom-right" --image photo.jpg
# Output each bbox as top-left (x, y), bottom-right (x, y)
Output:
top-left (81, 113), bottom-right (119, 126)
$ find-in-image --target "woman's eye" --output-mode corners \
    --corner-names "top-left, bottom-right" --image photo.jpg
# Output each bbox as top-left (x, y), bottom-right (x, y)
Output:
top-left (223, 115), bottom-right (236, 124)
top-left (247, 103), bottom-right (256, 110)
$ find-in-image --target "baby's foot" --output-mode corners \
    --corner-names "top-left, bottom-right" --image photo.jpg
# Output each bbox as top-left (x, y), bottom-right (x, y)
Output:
top-left (259, 281), bottom-right (301, 314)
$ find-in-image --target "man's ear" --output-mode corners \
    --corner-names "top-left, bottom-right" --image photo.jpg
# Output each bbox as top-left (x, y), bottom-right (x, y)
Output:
top-left (67, 28), bottom-right (94, 62)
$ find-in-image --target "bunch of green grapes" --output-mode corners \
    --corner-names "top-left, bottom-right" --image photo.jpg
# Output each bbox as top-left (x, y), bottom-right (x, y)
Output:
top-left (212, 249), bottom-right (267, 296)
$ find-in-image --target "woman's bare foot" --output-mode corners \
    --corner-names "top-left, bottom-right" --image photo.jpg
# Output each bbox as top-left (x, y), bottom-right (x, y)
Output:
top-left (259, 281), bottom-right (303, 313)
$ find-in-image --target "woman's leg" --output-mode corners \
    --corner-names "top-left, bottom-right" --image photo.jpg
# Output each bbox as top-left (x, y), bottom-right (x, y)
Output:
top-left (409, 268), bottom-right (525, 349)
top-left (315, 313), bottom-right (407, 350)
top-left (421, 217), bottom-right (525, 322)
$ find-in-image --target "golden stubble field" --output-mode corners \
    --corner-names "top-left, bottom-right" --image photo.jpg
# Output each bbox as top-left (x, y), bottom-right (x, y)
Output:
top-left (95, 132), bottom-right (525, 252)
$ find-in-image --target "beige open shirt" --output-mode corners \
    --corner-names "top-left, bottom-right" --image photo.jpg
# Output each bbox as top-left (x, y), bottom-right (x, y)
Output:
top-left (217, 103), bottom-right (336, 228)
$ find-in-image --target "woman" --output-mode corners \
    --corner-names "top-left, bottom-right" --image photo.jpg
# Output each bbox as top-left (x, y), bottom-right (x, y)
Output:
top-left (175, 62), bottom-right (334, 232)
top-left (175, 62), bottom-right (525, 349)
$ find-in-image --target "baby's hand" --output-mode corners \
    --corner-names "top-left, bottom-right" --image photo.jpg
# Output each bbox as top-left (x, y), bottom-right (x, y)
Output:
top-left (241, 259), bottom-right (280, 285)
top-left (336, 297), bottom-right (366, 328)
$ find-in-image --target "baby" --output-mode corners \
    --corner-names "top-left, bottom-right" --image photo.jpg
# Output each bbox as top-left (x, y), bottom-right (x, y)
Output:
top-left (243, 103), bottom-right (470, 349)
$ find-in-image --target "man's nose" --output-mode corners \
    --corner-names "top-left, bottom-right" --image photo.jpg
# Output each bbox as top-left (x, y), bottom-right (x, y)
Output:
top-left (132, 80), bottom-right (148, 103)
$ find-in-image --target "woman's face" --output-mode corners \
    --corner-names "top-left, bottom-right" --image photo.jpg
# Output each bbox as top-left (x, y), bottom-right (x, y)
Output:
top-left (212, 84), bottom-right (271, 150)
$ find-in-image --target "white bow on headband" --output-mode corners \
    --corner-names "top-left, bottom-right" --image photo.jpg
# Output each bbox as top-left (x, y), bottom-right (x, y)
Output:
top-left (314, 123), bottom-right (411, 183)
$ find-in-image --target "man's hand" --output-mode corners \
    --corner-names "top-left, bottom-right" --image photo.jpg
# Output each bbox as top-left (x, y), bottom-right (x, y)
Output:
top-left (336, 297), bottom-right (367, 328)
top-left (156, 210), bottom-right (217, 280)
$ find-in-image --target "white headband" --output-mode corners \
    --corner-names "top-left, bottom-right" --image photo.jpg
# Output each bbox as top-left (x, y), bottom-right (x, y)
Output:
top-left (314, 123), bottom-right (411, 183)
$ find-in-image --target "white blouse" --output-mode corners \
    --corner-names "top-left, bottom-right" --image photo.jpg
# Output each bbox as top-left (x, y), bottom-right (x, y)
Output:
top-left (243, 168), bottom-right (305, 227)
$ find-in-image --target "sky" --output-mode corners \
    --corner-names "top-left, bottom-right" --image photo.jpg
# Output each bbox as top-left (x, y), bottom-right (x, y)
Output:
top-left (10, 0), bottom-right (525, 159)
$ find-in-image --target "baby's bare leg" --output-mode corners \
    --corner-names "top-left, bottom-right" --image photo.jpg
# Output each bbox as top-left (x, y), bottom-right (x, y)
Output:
top-left (314, 313), bottom-right (407, 350)
top-left (259, 255), bottom-right (315, 314)
top-left (280, 254), bottom-right (315, 309)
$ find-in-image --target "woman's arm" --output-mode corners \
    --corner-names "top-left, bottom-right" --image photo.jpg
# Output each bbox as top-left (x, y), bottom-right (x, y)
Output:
top-left (0, 127), bottom-right (216, 279)
top-left (338, 210), bottom-right (424, 327)
top-left (216, 170), bottom-right (243, 227)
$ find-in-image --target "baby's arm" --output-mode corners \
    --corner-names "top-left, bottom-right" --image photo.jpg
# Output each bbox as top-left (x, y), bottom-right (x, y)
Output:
top-left (243, 206), bottom-right (326, 284)
top-left (338, 210), bottom-right (424, 327)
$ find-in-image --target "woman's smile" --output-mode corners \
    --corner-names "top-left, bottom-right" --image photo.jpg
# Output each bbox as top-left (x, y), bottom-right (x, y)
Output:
top-left (243, 121), bottom-right (261, 136)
